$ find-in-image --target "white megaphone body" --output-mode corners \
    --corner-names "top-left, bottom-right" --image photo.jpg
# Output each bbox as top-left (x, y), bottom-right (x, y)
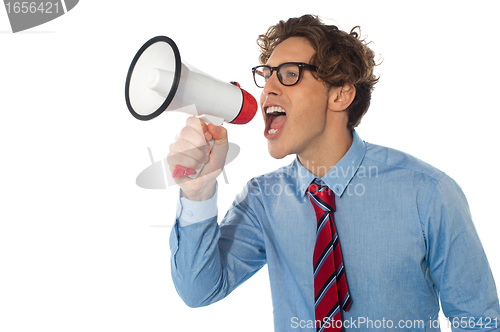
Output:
top-left (125, 36), bottom-right (258, 178)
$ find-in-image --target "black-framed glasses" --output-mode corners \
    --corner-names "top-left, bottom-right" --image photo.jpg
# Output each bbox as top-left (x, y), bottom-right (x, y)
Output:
top-left (252, 62), bottom-right (318, 88)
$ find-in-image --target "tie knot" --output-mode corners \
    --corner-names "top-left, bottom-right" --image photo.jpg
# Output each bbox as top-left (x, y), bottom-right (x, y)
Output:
top-left (307, 181), bottom-right (335, 212)
top-left (307, 182), bottom-right (322, 194)
top-left (307, 179), bottom-right (327, 193)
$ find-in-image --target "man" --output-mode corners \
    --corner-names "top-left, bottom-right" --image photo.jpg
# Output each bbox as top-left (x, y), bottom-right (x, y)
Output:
top-left (168, 15), bottom-right (500, 331)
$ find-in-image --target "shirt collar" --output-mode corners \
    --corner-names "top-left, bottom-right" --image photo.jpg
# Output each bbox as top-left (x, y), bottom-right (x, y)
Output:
top-left (295, 130), bottom-right (366, 198)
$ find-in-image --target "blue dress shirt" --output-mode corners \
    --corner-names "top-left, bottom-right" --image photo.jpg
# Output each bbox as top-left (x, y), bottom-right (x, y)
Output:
top-left (170, 131), bottom-right (500, 331)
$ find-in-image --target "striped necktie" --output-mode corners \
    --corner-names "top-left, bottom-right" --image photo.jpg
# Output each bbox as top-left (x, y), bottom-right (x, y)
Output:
top-left (307, 180), bottom-right (352, 332)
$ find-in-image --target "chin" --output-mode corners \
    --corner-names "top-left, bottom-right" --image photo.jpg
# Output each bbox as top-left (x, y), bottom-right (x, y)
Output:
top-left (267, 144), bottom-right (290, 160)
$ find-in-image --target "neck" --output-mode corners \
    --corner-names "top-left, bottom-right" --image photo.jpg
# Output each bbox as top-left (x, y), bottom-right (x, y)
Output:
top-left (298, 128), bottom-right (353, 177)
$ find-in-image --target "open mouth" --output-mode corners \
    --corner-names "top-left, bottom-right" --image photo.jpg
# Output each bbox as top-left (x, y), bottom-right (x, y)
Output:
top-left (265, 106), bottom-right (287, 136)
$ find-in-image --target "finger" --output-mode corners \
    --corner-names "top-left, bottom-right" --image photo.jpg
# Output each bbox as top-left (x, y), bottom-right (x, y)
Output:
top-left (185, 116), bottom-right (210, 140)
top-left (166, 152), bottom-right (203, 172)
top-left (169, 139), bottom-right (209, 164)
top-left (176, 125), bottom-right (210, 153)
top-left (186, 117), bottom-right (214, 148)
top-left (207, 123), bottom-right (228, 143)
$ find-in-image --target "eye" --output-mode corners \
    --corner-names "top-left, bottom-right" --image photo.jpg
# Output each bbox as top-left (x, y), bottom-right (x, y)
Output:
top-left (259, 68), bottom-right (271, 81)
top-left (280, 66), bottom-right (300, 84)
top-left (284, 70), bottom-right (299, 78)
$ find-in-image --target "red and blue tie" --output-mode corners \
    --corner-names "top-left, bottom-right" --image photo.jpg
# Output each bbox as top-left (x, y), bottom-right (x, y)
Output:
top-left (307, 181), bottom-right (352, 331)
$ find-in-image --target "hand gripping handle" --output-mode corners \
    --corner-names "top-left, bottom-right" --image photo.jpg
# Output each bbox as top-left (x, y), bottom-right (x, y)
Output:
top-left (172, 115), bottom-right (222, 179)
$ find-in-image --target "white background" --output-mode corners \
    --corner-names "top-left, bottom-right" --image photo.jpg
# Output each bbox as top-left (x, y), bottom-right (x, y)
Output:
top-left (1, 1), bottom-right (499, 331)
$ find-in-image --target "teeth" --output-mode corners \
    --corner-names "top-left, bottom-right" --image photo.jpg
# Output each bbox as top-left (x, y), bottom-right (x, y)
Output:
top-left (268, 129), bottom-right (278, 134)
top-left (266, 106), bottom-right (286, 114)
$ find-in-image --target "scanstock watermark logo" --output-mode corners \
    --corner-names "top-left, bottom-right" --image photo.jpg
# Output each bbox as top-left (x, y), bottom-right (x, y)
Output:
top-left (3, 0), bottom-right (78, 33)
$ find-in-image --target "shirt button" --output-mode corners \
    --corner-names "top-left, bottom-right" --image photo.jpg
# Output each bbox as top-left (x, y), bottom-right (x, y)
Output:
top-left (334, 184), bottom-right (343, 194)
top-left (185, 210), bottom-right (193, 217)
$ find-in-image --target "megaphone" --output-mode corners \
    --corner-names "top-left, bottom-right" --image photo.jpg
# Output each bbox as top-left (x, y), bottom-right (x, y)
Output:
top-left (125, 36), bottom-right (258, 178)
top-left (125, 36), bottom-right (257, 124)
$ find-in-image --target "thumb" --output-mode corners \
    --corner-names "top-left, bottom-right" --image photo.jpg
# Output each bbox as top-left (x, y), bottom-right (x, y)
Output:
top-left (207, 123), bottom-right (228, 143)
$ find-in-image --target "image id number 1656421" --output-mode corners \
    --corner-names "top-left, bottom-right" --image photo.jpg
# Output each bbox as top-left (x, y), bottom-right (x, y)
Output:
top-left (5, 2), bottom-right (60, 14)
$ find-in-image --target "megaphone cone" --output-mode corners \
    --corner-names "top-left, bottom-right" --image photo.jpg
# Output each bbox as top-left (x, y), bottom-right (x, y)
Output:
top-left (125, 36), bottom-right (257, 124)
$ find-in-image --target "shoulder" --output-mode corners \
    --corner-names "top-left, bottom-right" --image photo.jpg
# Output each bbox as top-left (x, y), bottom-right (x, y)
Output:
top-left (363, 141), bottom-right (468, 215)
top-left (363, 141), bottom-right (446, 183)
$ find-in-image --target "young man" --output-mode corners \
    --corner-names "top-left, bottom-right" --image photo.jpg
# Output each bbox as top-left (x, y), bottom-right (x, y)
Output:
top-left (168, 15), bottom-right (500, 331)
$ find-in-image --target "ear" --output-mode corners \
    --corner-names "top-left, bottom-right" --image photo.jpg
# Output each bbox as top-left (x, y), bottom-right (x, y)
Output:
top-left (328, 83), bottom-right (356, 112)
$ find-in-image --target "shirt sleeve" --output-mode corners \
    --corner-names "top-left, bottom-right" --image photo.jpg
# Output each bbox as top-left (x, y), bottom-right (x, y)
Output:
top-left (422, 174), bottom-right (500, 331)
top-left (177, 183), bottom-right (218, 227)
top-left (169, 179), bottom-right (267, 308)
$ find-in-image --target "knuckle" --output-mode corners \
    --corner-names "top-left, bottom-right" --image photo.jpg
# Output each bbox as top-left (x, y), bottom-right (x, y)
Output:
top-left (185, 116), bottom-right (197, 125)
top-left (166, 154), bottom-right (185, 168)
top-left (168, 141), bottom-right (178, 152)
top-left (178, 126), bottom-right (193, 139)
top-left (175, 140), bottom-right (189, 152)
top-left (166, 153), bottom-right (180, 166)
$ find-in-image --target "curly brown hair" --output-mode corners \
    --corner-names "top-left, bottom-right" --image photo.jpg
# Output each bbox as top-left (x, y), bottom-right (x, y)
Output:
top-left (257, 15), bottom-right (379, 130)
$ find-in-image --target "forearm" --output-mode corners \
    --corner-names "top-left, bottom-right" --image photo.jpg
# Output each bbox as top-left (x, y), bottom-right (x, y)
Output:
top-left (170, 217), bottom-right (229, 308)
top-left (169, 179), bottom-right (267, 308)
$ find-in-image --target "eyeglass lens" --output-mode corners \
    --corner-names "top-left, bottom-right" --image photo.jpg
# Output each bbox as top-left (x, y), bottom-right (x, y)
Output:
top-left (254, 63), bottom-right (301, 87)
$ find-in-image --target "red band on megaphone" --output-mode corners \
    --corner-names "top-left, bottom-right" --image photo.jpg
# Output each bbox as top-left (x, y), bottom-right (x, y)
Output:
top-left (230, 88), bottom-right (258, 124)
